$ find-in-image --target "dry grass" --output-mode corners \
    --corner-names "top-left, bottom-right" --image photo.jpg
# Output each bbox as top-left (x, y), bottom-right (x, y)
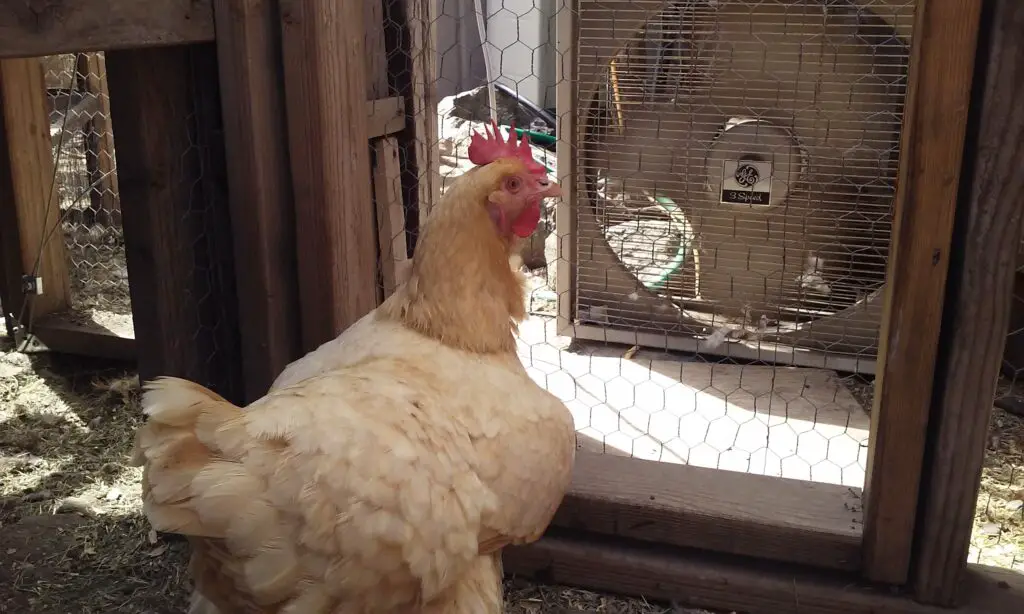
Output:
top-left (0, 338), bottom-right (722, 613)
top-left (969, 380), bottom-right (1024, 570)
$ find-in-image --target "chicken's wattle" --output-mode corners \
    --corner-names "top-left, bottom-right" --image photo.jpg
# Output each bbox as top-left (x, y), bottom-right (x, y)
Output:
top-left (510, 199), bottom-right (541, 238)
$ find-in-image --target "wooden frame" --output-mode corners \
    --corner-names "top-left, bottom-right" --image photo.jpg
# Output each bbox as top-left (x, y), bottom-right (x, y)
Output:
top-left (0, 0), bottom-right (215, 59)
top-left (105, 44), bottom-right (245, 401)
top-left (912, 0), bottom-right (1024, 605)
top-left (212, 0), bottom-right (302, 402)
top-left (553, 453), bottom-right (863, 571)
top-left (504, 531), bottom-right (1024, 614)
top-left (0, 58), bottom-right (72, 323)
top-left (0, 1), bottom-right (1018, 613)
top-left (278, 0), bottom-right (379, 352)
top-left (862, 0), bottom-right (984, 585)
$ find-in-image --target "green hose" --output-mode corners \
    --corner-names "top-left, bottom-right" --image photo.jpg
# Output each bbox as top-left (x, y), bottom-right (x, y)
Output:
top-left (512, 127), bottom-right (557, 146)
top-left (640, 195), bottom-right (693, 291)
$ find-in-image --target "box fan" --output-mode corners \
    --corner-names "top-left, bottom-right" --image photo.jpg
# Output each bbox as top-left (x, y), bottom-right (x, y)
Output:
top-left (555, 0), bottom-right (917, 374)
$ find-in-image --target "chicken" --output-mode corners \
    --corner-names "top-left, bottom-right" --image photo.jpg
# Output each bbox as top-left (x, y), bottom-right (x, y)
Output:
top-left (131, 121), bottom-right (575, 614)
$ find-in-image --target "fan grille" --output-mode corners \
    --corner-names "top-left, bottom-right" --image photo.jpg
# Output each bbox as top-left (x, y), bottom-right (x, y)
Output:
top-left (571, 0), bottom-right (917, 362)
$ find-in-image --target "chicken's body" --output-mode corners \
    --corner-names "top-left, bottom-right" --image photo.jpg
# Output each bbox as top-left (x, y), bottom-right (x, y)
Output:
top-left (133, 150), bottom-right (575, 613)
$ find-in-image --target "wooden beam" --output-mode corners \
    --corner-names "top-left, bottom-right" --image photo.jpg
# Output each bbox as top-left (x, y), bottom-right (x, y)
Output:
top-left (367, 96), bottom-right (406, 139)
top-left (366, 0), bottom-right (408, 301)
top-left (279, 0), bottom-right (379, 352)
top-left (77, 53), bottom-right (119, 219)
top-left (862, 0), bottom-right (983, 585)
top-left (911, 0), bottom-right (1024, 605)
top-left (105, 44), bottom-right (244, 402)
top-left (212, 0), bottom-right (302, 402)
top-left (555, 452), bottom-right (862, 571)
top-left (390, 0), bottom-right (438, 244)
top-left (0, 58), bottom-right (71, 320)
top-left (0, 0), bottom-right (215, 59)
top-left (503, 531), bottom-right (1024, 614)
top-left (25, 313), bottom-right (135, 361)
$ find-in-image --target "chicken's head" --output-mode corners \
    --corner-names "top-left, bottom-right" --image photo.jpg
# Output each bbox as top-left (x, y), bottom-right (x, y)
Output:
top-left (467, 120), bottom-right (561, 240)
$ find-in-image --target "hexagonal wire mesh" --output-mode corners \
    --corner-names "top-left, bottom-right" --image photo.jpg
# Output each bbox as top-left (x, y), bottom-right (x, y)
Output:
top-left (377, 0), bottom-right (908, 496)
top-left (972, 249), bottom-right (1024, 572)
top-left (41, 50), bottom-right (242, 400)
top-left (44, 52), bottom-right (132, 336)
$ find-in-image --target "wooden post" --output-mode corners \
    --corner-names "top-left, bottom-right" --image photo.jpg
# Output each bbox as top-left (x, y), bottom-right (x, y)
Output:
top-left (0, 58), bottom-right (71, 321)
top-left (861, 0), bottom-right (984, 585)
top-left (213, 0), bottom-right (303, 401)
top-left (105, 45), bottom-right (244, 402)
top-left (386, 0), bottom-right (438, 247)
top-left (279, 0), bottom-right (379, 352)
top-left (367, 0), bottom-right (408, 300)
top-left (912, 0), bottom-right (1024, 605)
top-left (76, 52), bottom-right (119, 221)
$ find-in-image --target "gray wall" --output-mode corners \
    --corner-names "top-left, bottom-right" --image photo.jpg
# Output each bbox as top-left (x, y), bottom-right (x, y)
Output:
top-left (435, 0), bottom-right (558, 109)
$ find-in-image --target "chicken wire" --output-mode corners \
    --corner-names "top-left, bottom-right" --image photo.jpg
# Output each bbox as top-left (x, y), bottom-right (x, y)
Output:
top-left (45, 53), bottom-right (133, 336)
top-left (378, 0), bottom-right (906, 489)
top-left (971, 252), bottom-right (1024, 572)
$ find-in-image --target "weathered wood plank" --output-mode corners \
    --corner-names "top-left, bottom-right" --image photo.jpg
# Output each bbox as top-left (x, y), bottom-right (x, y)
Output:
top-left (77, 52), bottom-right (119, 218)
top-left (555, 452), bottom-right (862, 571)
top-left (27, 313), bottom-right (135, 361)
top-left (366, 0), bottom-right (408, 302)
top-left (213, 0), bottom-right (302, 402)
top-left (912, 0), bottom-right (1024, 605)
top-left (388, 0), bottom-right (438, 244)
top-left (0, 0), bottom-right (215, 59)
top-left (105, 44), bottom-right (244, 402)
top-left (0, 58), bottom-right (71, 320)
top-left (279, 0), bottom-right (378, 351)
top-left (862, 0), bottom-right (983, 585)
top-left (503, 532), bottom-right (1024, 614)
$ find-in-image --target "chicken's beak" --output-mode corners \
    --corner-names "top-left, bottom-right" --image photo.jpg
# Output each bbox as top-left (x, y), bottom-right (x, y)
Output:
top-left (537, 177), bottom-right (562, 199)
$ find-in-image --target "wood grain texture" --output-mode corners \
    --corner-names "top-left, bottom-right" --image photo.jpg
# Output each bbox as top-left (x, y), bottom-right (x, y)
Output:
top-left (0, 58), bottom-right (71, 319)
top-left (389, 0), bottom-right (438, 245)
top-left (862, 0), bottom-right (983, 585)
top-left (105, 45), bottom-right (244, 402)
top-left (279, 0), bottom-right (378, 352)
top-left (373, 138), bottom-right (407, 299)
top-left (556, 452), bottom-right (862, 571)
top-left (554, 0), bottom-right (578, 334)
top-left (366, 96), bottom-right (407, 139)
top-left (0, 0), bottom-right (215, 59)
top-left (28, 313), bottom-right (135, 361)
top-left (503, 531), bottom-right (1024, 614)
top-left (77, 53), bottom-right (119, 216)
top-left (366, 0), bottom-right (408, 302)
top-left (912, 0), bottom-right (1024, 605)
top-left (213, 0), bottom-right (302, 402)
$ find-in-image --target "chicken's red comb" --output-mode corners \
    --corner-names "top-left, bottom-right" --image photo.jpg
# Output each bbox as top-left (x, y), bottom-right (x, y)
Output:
top-left (468, 119), bottom-right (548, 176)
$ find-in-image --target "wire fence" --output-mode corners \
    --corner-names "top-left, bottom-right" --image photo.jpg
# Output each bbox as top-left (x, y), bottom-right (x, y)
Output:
top-left (405, 0), bottom-right (899, 490)
top-left (971, 253), bottom-right (1024, 571)
top-left (43, 52), bottom-right (132, 336)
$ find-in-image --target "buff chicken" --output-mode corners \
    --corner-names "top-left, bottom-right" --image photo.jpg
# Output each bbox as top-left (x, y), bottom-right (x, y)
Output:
top-left (131, 122), bottom-right (575, 613)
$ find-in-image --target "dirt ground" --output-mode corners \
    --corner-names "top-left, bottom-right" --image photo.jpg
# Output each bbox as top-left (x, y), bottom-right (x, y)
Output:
top-left (0, 339), bottom-right (722, 614)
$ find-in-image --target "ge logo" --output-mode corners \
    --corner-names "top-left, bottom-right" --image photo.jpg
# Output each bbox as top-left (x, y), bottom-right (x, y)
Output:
top-left (734, 163), bottom-right (760, 188)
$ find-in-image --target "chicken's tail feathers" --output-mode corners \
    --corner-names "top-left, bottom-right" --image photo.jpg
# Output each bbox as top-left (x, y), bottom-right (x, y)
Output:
top-left (132, 376), bottom-right (247, 465)
top-left (132, 376), bottom-right (250, 538)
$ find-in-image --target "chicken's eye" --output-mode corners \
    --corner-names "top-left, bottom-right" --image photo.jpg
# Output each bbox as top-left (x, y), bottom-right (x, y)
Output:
top-left (504, 176), bottom-right (522, 193)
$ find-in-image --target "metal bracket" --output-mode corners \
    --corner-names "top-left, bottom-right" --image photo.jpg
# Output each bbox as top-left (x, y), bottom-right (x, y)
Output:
top-left (21, 274), bottom-right (43, 295)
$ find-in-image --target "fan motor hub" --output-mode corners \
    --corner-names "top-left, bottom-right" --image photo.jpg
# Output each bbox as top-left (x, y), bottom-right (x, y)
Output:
top-left (704, 118), bottom-right (804, 210)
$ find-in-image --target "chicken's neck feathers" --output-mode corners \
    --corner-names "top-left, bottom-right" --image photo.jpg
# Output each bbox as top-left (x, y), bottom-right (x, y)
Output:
top-left (379, 200), bottom-right (526, 354)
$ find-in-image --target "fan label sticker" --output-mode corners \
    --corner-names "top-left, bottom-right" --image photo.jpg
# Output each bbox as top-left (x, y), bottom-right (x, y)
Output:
top-left (720, 159), bottom-right (773, 206)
